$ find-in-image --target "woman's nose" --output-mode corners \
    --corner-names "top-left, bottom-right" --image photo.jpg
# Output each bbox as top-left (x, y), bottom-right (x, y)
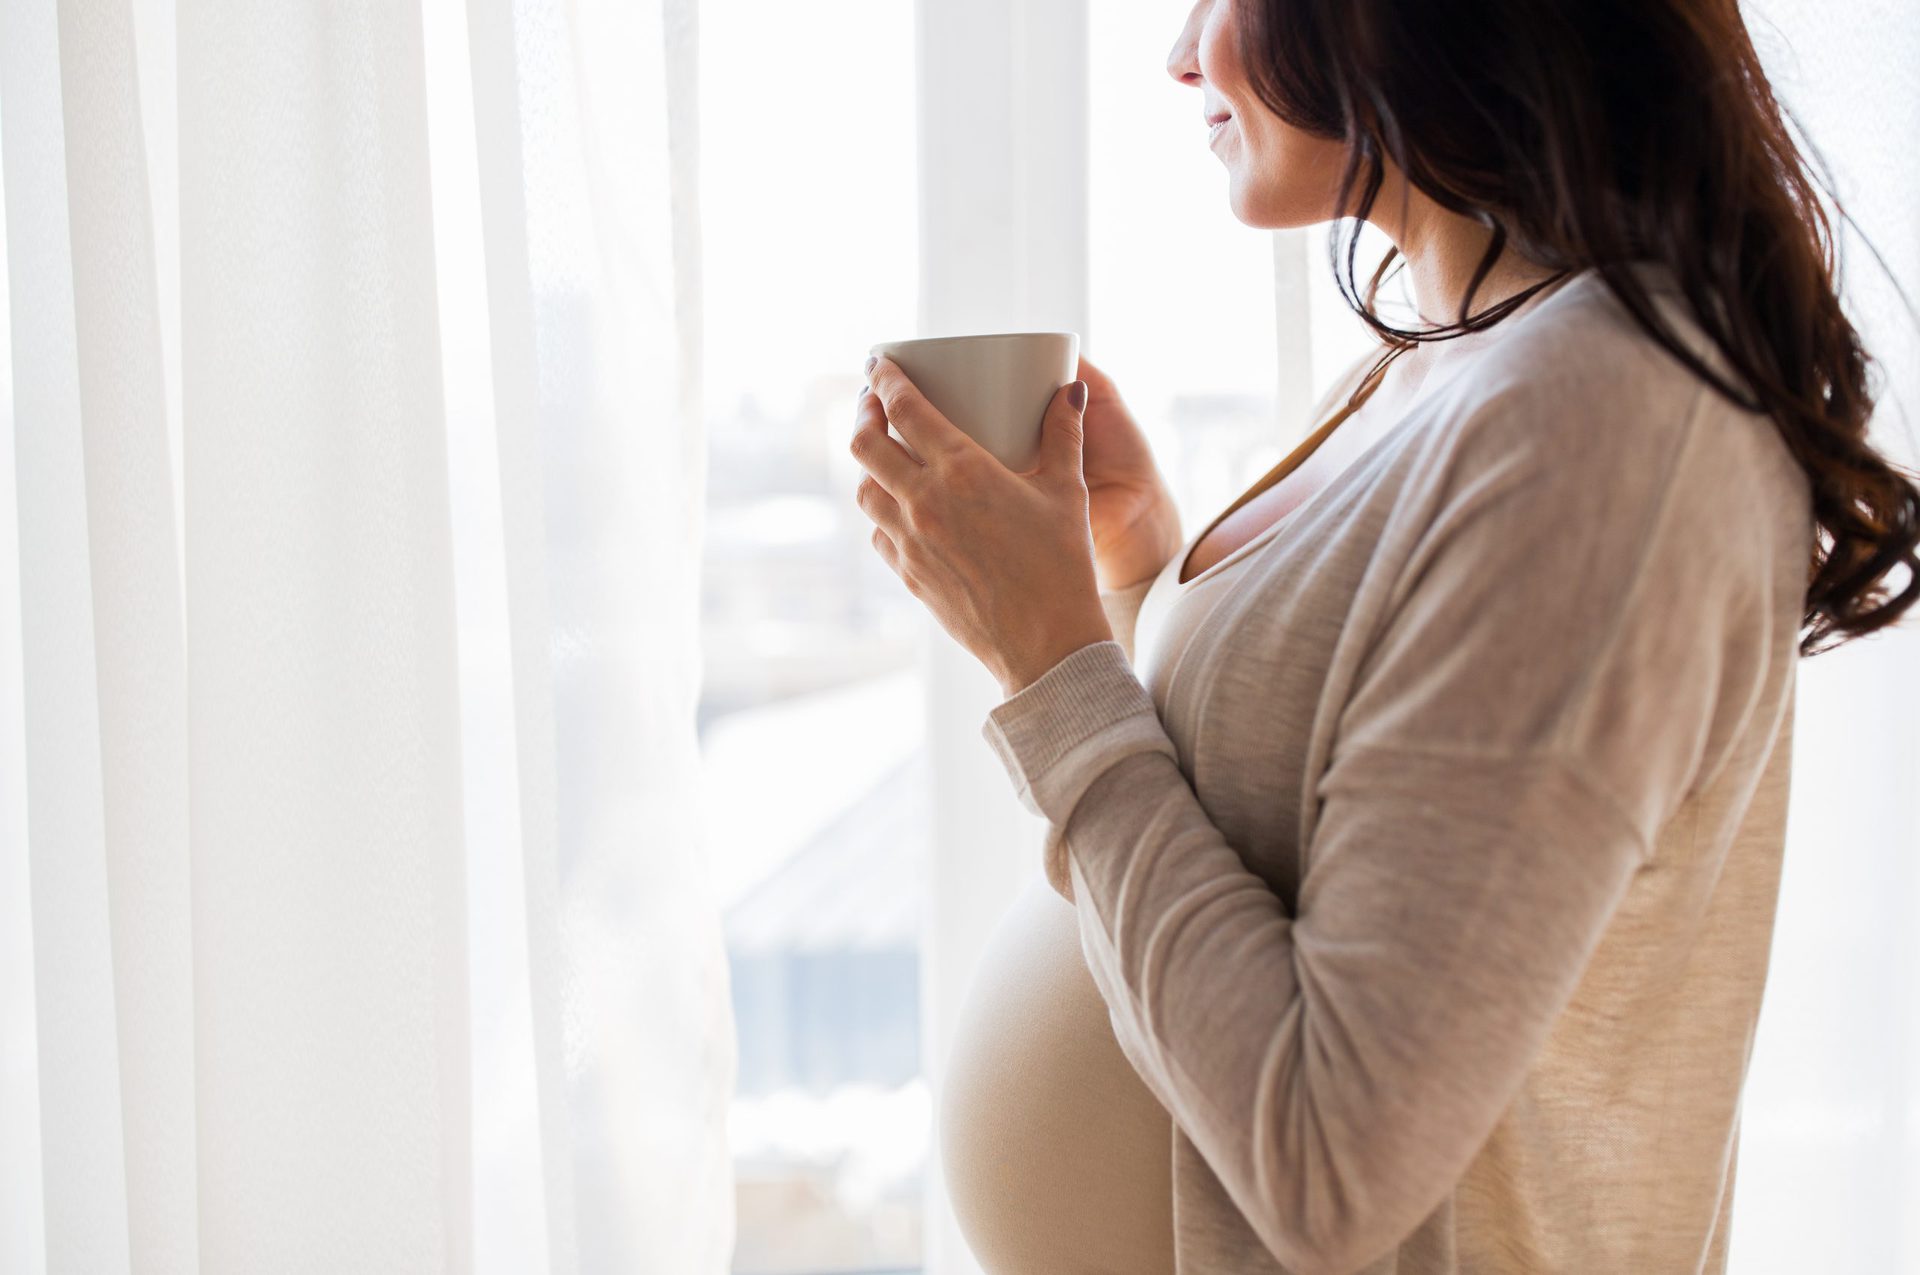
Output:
top-left (1166, 0), bottom-right (1206, 86)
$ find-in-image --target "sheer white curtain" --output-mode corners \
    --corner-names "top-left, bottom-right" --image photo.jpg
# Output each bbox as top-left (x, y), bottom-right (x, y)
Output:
top-left (0, 0), bottom-right (733, 1271)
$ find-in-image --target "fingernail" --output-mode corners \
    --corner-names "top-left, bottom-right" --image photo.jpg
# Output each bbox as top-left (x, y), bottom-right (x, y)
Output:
top-left (865, 355), bottom-right (878, 375)
top-left (857, 383), bottom-right (868, 400)
top-left (1068, 380), bottom-right (1087, 411)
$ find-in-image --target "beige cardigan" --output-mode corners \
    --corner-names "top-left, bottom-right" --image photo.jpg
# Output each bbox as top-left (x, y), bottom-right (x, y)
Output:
top-left (979, 269), bottom-right (1812, 1274)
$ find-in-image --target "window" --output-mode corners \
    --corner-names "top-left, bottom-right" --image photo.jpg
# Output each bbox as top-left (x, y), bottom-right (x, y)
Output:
top-left (1090, 7), bottom-right (1378, 539)
top-left (697, 1), bottom-right (928, 1271)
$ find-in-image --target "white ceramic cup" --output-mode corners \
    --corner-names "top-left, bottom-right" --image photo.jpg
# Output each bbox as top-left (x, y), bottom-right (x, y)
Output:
top-left (867, 331), bottom-right (1080, 473)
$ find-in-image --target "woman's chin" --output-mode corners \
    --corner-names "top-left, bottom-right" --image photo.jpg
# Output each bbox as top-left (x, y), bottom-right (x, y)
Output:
top-left (1224, 180), bottom-right (1288, 231)
top-left (1226, 174), bottom-right (1338, 231)
top-left (1223, 172), bottom-right (1267, 228)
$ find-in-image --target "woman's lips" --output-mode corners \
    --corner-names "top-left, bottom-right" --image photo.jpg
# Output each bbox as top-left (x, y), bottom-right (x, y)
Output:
top-left (1208, 116), bottom-right (1232, 146)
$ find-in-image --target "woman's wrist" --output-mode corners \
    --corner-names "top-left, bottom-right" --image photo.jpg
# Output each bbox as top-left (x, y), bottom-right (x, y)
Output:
top-left (1096, 534), bottom-right (1181, 591)
top-left (1097, 557), bottom-right (1171, 591)
top-left (1098, 553), bottom-right (1178, 591)
top-left (1095, 491), bottom-right (1183, 590)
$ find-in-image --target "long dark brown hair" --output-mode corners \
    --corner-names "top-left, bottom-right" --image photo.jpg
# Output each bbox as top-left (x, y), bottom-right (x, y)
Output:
top-left (1237, 0), bottom-right (1920, 654)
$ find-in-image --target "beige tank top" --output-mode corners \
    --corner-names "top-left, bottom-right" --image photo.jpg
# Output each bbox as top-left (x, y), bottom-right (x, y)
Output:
top-left (937, 362), bottom-right (1392, 1274)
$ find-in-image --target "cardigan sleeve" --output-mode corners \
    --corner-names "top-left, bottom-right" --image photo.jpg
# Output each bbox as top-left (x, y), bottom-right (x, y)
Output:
top-left (973, 577), bottom-right (1161, 903)
top-left (976, 378), bottom-right (1795, 1275)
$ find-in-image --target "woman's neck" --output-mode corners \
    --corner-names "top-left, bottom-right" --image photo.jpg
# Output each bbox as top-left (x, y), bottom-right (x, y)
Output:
top-left (1375, 177), bottom-right (1561, 326)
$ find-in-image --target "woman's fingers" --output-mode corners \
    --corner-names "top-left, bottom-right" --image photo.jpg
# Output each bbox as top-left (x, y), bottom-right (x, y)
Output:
top-left (855, 470), bottom-right (909, 540)
top-left (850, 387), bottom-right (926, 495)
top-left (867, 356), bottom-right (972, 465)
top-left (867, 524), bottom-right (913, 589)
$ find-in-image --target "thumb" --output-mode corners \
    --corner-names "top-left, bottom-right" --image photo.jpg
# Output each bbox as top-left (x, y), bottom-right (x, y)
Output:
top-left (1042, 379), bottom-right (1088, 474)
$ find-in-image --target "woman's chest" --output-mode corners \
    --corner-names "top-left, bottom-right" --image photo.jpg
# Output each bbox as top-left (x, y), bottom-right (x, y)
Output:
top-left (1138, 464), bottom-right (1406, 903)
top-left (1179, 419), bottom-right (1381, 583)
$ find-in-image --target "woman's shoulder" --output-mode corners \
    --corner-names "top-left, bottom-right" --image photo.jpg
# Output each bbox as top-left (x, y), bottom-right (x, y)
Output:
top-left (1337, 270), bottom-right (1811, 834)
top-left (1422, 266), bottom-right (1809, 519)
top-left (1442, 268), bottom-right (1719, 430)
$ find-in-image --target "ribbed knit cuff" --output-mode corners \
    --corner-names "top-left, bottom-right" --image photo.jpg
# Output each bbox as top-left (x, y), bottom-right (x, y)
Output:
top-left (981, 640), bottom-right (1177, 897)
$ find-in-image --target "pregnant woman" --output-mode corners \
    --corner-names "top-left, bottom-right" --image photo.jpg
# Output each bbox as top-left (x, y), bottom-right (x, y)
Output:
top-left (849, 0), bottom-right (1920, 1272)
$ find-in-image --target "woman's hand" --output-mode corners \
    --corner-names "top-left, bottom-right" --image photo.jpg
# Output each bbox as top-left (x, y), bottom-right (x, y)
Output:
top-left (852, 355), bottom-right (1115, 698)
top-left (1077, 354), bottom-right (1185, 590)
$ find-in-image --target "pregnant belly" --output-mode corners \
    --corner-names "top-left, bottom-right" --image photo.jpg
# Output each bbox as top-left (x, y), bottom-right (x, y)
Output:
top-left (940, 874), bottom-right (1176, 1274)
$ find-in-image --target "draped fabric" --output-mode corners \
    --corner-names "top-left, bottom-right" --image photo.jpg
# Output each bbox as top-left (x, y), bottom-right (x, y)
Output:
top-left (0, 0), bottom-right (733, 1270)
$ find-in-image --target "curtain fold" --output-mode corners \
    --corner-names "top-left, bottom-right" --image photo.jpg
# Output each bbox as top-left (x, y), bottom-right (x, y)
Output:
top-left (462, 1), bottom-right (580, 1269)
top-left (0, 0), bottom-right (731, 1269)
top-left (1, 0), bottom-right (139, 1266)
top-left (467, 0), bottom-right (733, 1266)
top-left (55, 0), bottom-right (196, 1269)
top-left (178, 0), bottom-right (472, 1268)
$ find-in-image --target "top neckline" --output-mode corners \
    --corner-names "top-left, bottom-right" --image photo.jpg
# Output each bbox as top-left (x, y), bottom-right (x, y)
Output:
top-left (1173, 356), bottom-right (1390, 587)
top-left (1166, 267), bottom-right (1595, 593)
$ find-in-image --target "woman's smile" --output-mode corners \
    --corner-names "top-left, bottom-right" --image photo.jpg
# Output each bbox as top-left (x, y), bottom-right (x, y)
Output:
top-left (1204, 103), bottom-right (1233, 149)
